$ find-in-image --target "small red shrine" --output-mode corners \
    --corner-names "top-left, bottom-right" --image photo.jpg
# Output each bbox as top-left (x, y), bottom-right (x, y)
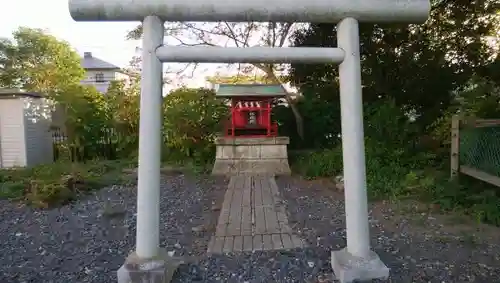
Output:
top-left (212, 84), bottom-right (291, 175)
top-left (222, 85), bottom-right (283, 137)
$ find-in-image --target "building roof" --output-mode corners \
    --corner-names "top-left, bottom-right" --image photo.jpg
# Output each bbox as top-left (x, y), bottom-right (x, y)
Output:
top-left (0, 88), bottom-right (42, 99)
top-left (215, 84), bottom-right (287, 97)
top-left (81, 52), bottom-right (120, 70)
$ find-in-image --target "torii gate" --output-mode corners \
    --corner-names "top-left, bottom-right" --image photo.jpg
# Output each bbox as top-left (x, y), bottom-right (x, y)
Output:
top-left (68, 0), bottom-right (430, 282)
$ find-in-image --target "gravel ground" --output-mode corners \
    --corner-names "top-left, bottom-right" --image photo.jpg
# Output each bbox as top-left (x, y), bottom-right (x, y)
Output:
top-left (275, 176), bottom-right (500, 283)
top-left (1, 173), bottom-right (499, 283)
top-left (0, 173), bottom-right (226, 283)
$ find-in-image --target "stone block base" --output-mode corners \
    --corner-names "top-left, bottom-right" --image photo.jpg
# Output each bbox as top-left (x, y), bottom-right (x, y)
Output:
top-left (331, 248), bottom-right (389, 283)
top-left (212, 136), bottom-right (291, 175)
top-left (212, 159), bottom-right (291, 175)
top-left (117, 249), bottom-right (183, 283)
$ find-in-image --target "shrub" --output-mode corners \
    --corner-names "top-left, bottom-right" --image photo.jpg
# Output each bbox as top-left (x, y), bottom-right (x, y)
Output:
top-left (292, 148), bottom-right (343, 178)
top-left (0, 160), bottom-right (135, 208)
top-left (162, 87), bottom-right (227, 164)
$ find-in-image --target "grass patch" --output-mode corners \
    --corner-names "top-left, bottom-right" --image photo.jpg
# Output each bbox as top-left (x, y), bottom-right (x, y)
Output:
top-left (0, 159), bottom-right (136, 208)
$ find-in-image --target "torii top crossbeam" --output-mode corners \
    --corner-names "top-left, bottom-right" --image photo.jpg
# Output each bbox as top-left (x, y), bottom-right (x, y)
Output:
top-left (68, 0), bottom-right (430, 23)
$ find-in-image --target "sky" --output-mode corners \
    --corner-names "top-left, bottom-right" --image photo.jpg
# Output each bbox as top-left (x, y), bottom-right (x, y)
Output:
top-left (1, 0), bottom-right (139, 68)
top-left (0, 0), bottom-right (217, 88)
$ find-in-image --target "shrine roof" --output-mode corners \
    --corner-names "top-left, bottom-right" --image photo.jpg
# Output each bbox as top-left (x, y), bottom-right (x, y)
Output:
top-left (215, 84), bottom-right (287, 97)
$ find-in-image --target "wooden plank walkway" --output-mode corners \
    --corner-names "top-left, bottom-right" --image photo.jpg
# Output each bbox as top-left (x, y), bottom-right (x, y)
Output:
top-left (208, 175), bottom-right (306, 254)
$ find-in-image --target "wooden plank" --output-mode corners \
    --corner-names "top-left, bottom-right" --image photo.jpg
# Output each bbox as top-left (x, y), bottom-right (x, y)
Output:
top-left (220, 186), bottom-right (234, 220)
top-left (262, 235), bottom-right (274, 250)
top-left (281, 233), bottom-right (294, 250)
top-left (215, 223), bottom-right (227, 237)
top-left (211, 236), bottom-right (225, 253)
top-left (223, 236), bottom-right (234, 253)
top-left (271, 234), bottom-right (284, 249)
top-left (254, 206), bottom-right (267, 234)
top-left (268, 177), bottom-right (280, 197)
top-left (243, 235), bottom-right (253, 251)
top-left (233, 175), bottom-right (245, 190)
top-left (227, 208), bottom-right (242, 236)
top-left (219, 180), bottom-right (235, 228)
top-left (232, 182), bottom-right (243, 207)
top-left (242, 176), bottom-right (252, 207)
top-left (461, 118), bottom-right (500, 128)
top-left (276, 205), bottom-right (288, 223)
top-left (450, 115), bottom-right (460, 180)
top-left (241, 205), bottom-right (252, 236)
top-left (253, 235), bottom-right (263, 251)
top-left (264, 207), bottom-right (280, 234)
top-left (472, 119), bottom-right (500, 127)
top-left (260, 177), bottom-right (274, 206)
top-left (233, 236), bottom-right (243, 252)
top-left (217, 209), bottom-right (230, 226)
top-left (227, 179), bottom-right (243, 236)
top-left (221, 191), bottom-right (233, 209)
top-left (227, 177), bottom-right (236, 189)
top-left (291, 235), bottom-right (304, 248)
top-left (475, 118), bottom-right (500, 124)
top-left (460, 166), bottom-right (500, 188)
top-left (254, 177), bottom-right (263, 206)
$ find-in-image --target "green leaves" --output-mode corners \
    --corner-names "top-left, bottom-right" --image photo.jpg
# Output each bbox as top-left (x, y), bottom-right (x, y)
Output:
top-left (289, 0), bottom-right (499, 131)
top-left (0, 27), bottom-right (84, 96)
top-left (162, 87), bottom-right (228, 163)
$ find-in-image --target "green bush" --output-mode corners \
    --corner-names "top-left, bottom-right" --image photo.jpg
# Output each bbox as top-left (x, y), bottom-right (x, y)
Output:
top-left (292, 148), bottom-right (343, 178)
top-left (162, 87), bottom-right (228, 164)
top-left (291, 138), bottom-right (500, 225)
top-left (274, 97), bottom-right (341, 149)
top-left (289, 97), bottom-right (500, 225)
top-left (0, 160), bottom-right (135, 208)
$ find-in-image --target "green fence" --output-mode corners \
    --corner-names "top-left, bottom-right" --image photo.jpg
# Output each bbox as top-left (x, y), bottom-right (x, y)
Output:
top-left (460, 125), bottom-right (500, 177)
top-left (452, 116), bottom-right (500, 185)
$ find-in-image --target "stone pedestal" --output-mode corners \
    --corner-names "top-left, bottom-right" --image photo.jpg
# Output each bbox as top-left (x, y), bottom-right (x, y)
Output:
top-left (117, 249), bottom-right (183, 283)
top-left (331, 248), bottom-right (389, 283)
top-left (212, 136), bottom-right (291, 175)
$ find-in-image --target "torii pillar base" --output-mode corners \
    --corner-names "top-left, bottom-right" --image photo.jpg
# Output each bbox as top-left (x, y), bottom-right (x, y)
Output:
top-left (117, 249), bottom-right (183, 283)
top-left (331, 248), bottom-right (389, 283)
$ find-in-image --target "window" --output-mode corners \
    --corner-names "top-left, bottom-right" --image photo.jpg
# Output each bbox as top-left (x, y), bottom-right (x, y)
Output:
top-left (95, 73), bottom-right (105, 83)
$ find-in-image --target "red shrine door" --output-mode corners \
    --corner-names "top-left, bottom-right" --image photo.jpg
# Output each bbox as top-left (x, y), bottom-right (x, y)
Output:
top-left (226, 98), bottom-right (278, 137)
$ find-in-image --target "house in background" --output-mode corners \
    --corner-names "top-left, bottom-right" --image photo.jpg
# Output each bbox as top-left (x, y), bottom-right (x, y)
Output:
top-left (0, 89), bottom-right (53, 168)
top-left (80, 52), bottom-right (130, 93)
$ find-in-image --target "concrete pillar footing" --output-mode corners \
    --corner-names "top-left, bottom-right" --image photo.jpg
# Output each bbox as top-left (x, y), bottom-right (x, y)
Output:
top-left (331, 248), bottom-right (389, 283)
top-left (117, 249), bottom-right (184, 283)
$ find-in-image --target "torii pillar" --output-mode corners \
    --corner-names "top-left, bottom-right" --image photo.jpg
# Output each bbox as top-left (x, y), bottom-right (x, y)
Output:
top-left (68, 0), bottom-right (430, 282)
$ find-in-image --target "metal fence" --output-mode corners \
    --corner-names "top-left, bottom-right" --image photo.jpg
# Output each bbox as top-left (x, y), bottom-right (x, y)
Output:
top-left (51, 128), bottom-right (120, 162)
top-left (451, 115), bottom-right (500, 187)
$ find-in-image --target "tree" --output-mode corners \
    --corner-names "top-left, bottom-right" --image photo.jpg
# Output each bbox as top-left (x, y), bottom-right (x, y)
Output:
top-left (289, 0), bottom-right (499, 129)
top-left (0, 27), bottom-right (84, 97)
top-left (105, 78), bottom-right (141, 155)
top-left (126, 22), bottom-right (306, 139)
top-left (0, 27), bottom-right (113, 158)
top-left (162, 87), bottom-right (228, 162)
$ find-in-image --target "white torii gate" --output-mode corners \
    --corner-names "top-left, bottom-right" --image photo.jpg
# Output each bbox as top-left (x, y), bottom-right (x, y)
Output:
top-left (69, 1), bottom-right (430, 282)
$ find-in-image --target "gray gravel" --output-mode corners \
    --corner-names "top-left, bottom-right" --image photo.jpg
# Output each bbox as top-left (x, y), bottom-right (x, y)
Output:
top-left (1, 174), bottom-right (499, 283)
top-left (275, 176), bottom-right (500, 283)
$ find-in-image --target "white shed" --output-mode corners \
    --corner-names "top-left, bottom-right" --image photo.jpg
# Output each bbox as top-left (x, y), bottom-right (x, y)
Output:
top-left (0, 89), bottom-right (53, 168)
